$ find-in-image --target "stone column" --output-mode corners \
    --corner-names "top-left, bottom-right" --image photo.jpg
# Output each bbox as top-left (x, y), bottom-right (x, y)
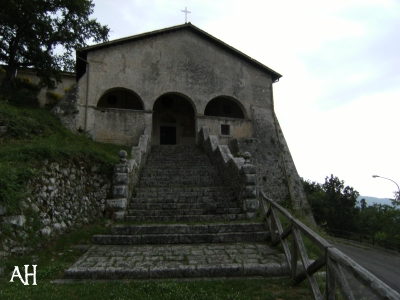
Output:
top-left (241, 152), bottom-right (259, 219)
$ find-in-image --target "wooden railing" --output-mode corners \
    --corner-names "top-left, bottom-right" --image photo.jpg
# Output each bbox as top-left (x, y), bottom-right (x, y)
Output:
top-left (261, 191), bottom-right (400, 300)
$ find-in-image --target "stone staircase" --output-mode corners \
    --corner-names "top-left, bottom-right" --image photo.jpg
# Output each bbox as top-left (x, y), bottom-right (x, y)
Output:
top-left (64, 145), bottom-right (288, 280)
top-left (92, 223), bottom-right (268, 245)
top-left (126, 145), bottom-right (246, 222)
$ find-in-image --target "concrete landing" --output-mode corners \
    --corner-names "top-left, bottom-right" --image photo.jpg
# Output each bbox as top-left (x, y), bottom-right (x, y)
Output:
top-left (65, 243), bottom-right (289, 280)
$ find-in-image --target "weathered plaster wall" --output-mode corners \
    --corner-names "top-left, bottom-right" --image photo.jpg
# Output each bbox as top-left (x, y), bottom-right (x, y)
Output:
top-left (197, 116), bottom-right (254, 146)
top-left (57, 28), bottom-right (273, 144)
top-left (89, 108), bottom-right (147, 146)
top-left (83, 30), bottom-right (273, 112)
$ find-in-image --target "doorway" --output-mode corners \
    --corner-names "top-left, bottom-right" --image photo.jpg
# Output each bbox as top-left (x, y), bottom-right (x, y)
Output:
top-left (152, 93), bottom-right (196, 145)
top-left (160, 126), bottom-right (176, 145)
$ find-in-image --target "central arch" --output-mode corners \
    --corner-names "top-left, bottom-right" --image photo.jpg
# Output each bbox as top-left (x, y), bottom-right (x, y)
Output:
top-left (152, 93), bottom-right (196, 145)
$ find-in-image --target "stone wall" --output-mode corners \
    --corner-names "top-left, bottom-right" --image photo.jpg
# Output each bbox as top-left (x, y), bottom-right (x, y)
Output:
top-left (0, 158), bottom-right (111, 257)
top-left (230, 106), bottom-right (313, 217)
top-left (196, 116), bottom-right (254, 145)
top-left (90, 108), bottom-right (148, 147)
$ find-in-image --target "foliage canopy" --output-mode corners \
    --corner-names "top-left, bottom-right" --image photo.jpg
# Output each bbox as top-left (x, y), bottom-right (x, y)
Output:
top-left (303, 175), bottom-right (400, 245)
top-left (0, 0), bottom-right (109, 88)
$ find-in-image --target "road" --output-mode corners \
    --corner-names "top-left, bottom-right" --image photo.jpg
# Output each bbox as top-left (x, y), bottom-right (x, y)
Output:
top-left (332, 242), bottom-right (400, 294)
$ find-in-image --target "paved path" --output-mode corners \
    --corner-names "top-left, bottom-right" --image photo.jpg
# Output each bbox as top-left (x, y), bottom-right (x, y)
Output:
top-left (333, 242), bottom-right (400, 294)
top-left (65, 243), bottom-right (289, 279)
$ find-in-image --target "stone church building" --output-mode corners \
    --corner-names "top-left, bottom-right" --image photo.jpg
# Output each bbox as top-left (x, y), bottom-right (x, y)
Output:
top-left (53, 23), bottom-right (310, 210)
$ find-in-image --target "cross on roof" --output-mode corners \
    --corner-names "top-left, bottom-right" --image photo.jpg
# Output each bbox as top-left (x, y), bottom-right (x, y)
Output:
top-left (181, 7), bottom-right (191, 23)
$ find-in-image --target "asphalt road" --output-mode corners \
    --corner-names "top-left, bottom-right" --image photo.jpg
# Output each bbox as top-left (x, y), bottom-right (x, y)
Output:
top-left (332, 242), bottom-right (400, 295)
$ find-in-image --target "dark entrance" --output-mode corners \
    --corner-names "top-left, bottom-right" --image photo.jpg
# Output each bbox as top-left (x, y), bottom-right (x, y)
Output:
top-left (160, 126), bottom-right (176, 145)
top-left (152, 93), bottom-right (196, 145)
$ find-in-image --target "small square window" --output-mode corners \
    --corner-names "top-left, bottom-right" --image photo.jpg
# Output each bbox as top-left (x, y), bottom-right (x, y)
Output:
top-left (221, 124), bottom-right (230, 135)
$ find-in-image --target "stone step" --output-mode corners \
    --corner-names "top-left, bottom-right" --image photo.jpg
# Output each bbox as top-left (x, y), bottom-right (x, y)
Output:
top-left (111, 223), bottom-right (266, 235)
top-left (139, 180), bottom-right (224, 187)
top-left (64, 243), bottom-right (288, 280)
top-left (129, 202), bottom-right (240, 209)
top-left (124, 214), bottom-right (246, 222)
top-left (133, 188), bottom-right (235, 198)
top-left (125, 213), bottom-right (246, 222)
top-left (140, 168), bottom-right (219, 175)
top-left (140, 176), bottom-right (221, 180)
top-left (130, 197), bottom-right (236, 203)
top-left (92, 223), bottom-right (268, 245)
top-left (93, 231), bottom-right (269, 245)
top-left (141, 172), bottom-right (219, 176)
top-left (127, 208), bottom-right (242, 216)
top-left (146, 161), bottom-right (205, 164)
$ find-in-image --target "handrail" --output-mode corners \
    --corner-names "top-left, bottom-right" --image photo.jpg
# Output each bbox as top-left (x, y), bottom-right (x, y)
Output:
top-left (261, 191), bottom-right (400, 300)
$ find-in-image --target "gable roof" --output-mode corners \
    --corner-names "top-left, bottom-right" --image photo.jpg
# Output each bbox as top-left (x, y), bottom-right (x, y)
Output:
top-left (76, 23), bottom-right (282, 82)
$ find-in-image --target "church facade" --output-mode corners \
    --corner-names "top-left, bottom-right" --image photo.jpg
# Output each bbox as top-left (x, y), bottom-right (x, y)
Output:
top-left (57, 23), bottom-right (281, 146)
top-left (53, 23), bottom-right (309, 208)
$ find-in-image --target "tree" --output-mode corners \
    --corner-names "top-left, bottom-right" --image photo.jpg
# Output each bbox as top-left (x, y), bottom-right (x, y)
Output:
top-left (322, 175), bottom-right (360, 232)
top-left (0, 0), bottom-right (109, 88)
top-left (303, 175), bottom-right (360, 232)
top-left (302, 179), bottom-right (327, 225)
top-left (391, 190), bottom-right (400, 207)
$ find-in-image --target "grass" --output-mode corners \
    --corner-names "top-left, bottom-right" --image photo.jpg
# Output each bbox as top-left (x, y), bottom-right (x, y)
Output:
top-left (0, 278), bottom-right (313, 300)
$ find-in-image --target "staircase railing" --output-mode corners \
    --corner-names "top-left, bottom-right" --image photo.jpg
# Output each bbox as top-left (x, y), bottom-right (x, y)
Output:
top-left (261, 191), bottom-right (400, 300)
top-left (105, 127), bottom-right (151, 220)
top-left (198, 126), bottom-right (259, 219)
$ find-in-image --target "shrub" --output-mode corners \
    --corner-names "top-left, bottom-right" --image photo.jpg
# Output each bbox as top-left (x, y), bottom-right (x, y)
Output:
top-left (46, 91), bottom-right (63, 107)
top-left (0, 77), bottom-right (40, 107)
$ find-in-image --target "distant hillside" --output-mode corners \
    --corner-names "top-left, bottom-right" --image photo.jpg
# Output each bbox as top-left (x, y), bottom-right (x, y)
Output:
top-left (357, 196), bottom-right (393, 207)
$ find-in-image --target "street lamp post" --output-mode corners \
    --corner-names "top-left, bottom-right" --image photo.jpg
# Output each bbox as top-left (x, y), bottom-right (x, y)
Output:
top-left (372, 175), bottom-right (400, 201)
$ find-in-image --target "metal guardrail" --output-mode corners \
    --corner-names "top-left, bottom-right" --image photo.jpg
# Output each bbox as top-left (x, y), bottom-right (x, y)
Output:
top-left (261, 191), bottom-right (400, 300)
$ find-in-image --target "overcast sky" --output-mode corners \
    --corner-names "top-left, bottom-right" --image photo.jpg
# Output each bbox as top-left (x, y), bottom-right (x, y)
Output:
top-left (90, 0), bottom-right (400, 199)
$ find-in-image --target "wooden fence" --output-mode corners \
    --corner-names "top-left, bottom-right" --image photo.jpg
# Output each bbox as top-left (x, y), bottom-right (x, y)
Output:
top-left (261, 191), bottom-right (400, 300)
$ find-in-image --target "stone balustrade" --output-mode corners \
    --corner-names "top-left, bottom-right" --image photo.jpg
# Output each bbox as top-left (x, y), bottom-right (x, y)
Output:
top-left (198, 126), bottom-right (259, 219)
top-left (105, 128), bottom-right (151, 220)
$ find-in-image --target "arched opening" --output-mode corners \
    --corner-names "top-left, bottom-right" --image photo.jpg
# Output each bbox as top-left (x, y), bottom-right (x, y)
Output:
top-left (97, 88), bottom-right (143, 110)
top-left (204, 96), bottom-right (245, 119)
top-left (152, 93), bottom-right (196, 145)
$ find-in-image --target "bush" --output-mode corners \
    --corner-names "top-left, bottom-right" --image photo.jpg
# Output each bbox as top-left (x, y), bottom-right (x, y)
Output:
top-left (45, 91), bottom-right (63, 108)
top-left (0, 77), bottom-right (40, 107)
